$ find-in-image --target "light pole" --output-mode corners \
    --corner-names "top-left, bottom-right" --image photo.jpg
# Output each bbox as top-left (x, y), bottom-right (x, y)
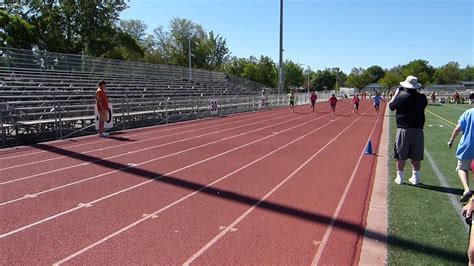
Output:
top-left (278, 0), bottom-right (284, 100)
top-left (188, 37), bottom-right (193, 81)
top-left (335, 67), bottom-right (340, 92)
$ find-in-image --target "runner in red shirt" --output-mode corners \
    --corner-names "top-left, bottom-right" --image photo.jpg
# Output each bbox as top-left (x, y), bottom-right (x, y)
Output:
top-left (310, 91), bottom-right (317, 112)
top-left (329, 94), bottom-right (338, 115)
top-left (352, 94), bottom-right (360, 115)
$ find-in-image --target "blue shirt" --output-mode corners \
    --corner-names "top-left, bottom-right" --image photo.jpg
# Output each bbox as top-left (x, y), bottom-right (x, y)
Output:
top-left (456, 108), bottom-right (474, 160)
top-left (372, 95), bottom-right (382, 105)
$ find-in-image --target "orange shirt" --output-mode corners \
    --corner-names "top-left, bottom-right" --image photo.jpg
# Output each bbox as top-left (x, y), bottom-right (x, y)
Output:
top-left (96, 87), bottom-right (109, 111)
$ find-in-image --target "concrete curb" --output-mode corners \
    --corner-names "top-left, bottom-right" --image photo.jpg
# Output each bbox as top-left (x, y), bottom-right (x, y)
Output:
top-left (358, 105), bottom-right (390, 265)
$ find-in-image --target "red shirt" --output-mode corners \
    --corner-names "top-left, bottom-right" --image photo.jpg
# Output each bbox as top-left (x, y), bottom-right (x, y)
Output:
top-left (310, 93), bottom-right (317, 102)
top-left (329, 96), bottom-right (337, 105)
top-left (96, 87), bottom-right (109, 111)
top-left (352, 96), bottom-right (360, 104)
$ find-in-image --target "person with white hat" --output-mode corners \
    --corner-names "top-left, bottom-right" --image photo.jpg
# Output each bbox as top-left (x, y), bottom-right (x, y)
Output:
top-left (389, 75), bottom-right (428, 185)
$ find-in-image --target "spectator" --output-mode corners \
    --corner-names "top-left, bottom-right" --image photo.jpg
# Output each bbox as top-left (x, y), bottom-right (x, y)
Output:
top-left (430, 91), bottom-right (437, 104)
top-left (96, 80), bottom-right (110, 138)
top-left (454, 91), bottom-right (461, 104)
top-left (462, 200), bottom-right (474, 265)
top-left (448, 108), bottom-right (474, 202)
top-left (389, 76), bottom-right (428, 185)
top-left (469, 91), bottom-right (474, 105)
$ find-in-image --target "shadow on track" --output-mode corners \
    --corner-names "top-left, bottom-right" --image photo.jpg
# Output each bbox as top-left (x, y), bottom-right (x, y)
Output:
top-left (32, 143), bottom-right (468, 263)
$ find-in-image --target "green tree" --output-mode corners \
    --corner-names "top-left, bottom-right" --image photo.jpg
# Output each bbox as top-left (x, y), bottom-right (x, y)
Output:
top-left (461, 65), bottom-right (474, 81)
top-left (401, 59), bottom-right (435, 86)
top-left (379, 71), bottom-right (403, 90)
top-left (433, 62), bottom-right (462, 84)
top-left (366, 65), bottom-right (385, 83)
top-left (3, 0), bottom-right (142, 59)
top-left (283, 60), bottom-right (305, 91)
top-left (119, 19), bottom-right (148, 44)
top-left (346, 68), bottom-right (371, 91)
top-left (0, 10), bottom-right (37, 49)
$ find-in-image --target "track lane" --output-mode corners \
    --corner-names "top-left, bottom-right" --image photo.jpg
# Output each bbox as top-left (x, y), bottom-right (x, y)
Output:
top-left (0, 104), bottom-right (344, 264)
top-left (49, 106), bottom-right (364, 265)
top-left (0, 109), bottom-right (284, 161)
top-left (1, 105), bottom-right (347, 238)
top-left (0, 110), bottom-right (295, 182)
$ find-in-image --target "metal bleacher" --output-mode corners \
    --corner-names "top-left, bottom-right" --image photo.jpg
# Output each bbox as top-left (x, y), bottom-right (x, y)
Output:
top-left (0, 47), bottom-right (281, 147)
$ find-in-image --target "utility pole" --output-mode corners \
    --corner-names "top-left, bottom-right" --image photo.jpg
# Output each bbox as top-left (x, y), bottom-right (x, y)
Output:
top-left (278, 0), bottom-right (284, 100)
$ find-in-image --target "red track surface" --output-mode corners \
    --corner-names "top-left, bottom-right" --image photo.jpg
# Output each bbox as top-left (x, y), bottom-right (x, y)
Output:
top-left (0, 100), bottom-right (385, 265)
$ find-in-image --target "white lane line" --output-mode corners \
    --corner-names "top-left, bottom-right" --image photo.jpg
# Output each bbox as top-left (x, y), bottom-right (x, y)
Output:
top-left (1, 107), bottom-right (349, 237)
top-left (0, 110), bottom-right (281, 161)
top-left (0, 112), bottom-right (310, 205)
top-left (424, 149), bottom-right (468, 231)
top-left (0, 113), bottom-right (295, 185)
top-left (311, 110), bottom-right (382, 265)
top-left (53, 108), bottom-right (353, 265)
top-left (0, 112), bottom-right (281, 171)
top-left (183, 109), bottom-right (369, 265)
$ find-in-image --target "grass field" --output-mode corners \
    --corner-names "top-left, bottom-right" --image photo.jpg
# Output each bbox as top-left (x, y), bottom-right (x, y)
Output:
top-left (388, 103), bottom-right (473, 265)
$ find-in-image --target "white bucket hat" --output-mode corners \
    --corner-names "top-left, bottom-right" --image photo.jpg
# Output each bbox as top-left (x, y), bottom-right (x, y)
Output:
top-left (400, 75), bottom-right (422, 89)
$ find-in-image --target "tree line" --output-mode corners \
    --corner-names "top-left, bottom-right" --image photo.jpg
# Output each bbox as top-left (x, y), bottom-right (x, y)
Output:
top-left (1, 1), bottom-right (473, 92)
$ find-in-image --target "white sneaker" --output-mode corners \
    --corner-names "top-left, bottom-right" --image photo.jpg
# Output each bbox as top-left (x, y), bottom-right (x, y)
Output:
top-left (394, 176), bottom-right (403, 185)
top-left (408, 176), bottom-right (418, 185)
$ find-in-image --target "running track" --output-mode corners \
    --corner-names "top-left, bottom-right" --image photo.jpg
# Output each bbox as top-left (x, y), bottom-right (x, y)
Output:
top-left (0, 100), bottom-right (385, 265)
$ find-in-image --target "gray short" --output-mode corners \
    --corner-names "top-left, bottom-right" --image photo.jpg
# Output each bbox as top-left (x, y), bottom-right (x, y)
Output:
top-left (393, 128), bottom-right (424, 160)
top-left (457, 159), bottom-right (472, 172)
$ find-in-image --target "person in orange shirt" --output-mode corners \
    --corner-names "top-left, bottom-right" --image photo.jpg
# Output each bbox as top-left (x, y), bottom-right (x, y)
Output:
top-left (329, 94), bottom-right (338, 115)
top-left (95, 80), bottom-right (110, 137)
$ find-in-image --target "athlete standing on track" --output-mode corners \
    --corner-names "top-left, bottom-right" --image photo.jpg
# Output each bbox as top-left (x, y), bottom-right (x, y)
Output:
top-left (389, 75), bottom-right (428, 185)
top-left (96, 80), bottom-right (110, 138)
top-left (329, 94), bottom-right (337, 116)
top-left (288, 90), bottom-right (295, 112)
top-left (310, 91), bottom-right (317, 112)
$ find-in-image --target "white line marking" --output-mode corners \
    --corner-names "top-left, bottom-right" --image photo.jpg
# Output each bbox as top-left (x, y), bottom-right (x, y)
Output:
top-left (0, 112), bottom-right (286, 171)
top-left (0, 111), bottom-right (323, 206)
top-left (311, 111), bottom-right (382, 265)
top-left (219, 226), bottom-right (238, 232)
top-left (1, 107), bottom-right (351, 238)
top-left (0, 111), bottom-right (279, 161)
top-left (1, 113), bottom-right (294, 185)
top-left (183, 109), bottom-right (369, 265)
top-left (52, 109), bottom-right (353, 265)
top-left (424, 149), bottom-right (468, 231)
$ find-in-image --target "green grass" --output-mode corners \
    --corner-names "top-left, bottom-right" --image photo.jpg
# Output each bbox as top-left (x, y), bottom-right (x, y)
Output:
top-left (387, 103), bottom-right (473, 265)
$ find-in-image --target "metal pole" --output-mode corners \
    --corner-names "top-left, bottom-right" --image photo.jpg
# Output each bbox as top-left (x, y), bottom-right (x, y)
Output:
top-left (278, 0), bottom-right (284, 99)
top-left (188, 37), bottom-right (192, 81)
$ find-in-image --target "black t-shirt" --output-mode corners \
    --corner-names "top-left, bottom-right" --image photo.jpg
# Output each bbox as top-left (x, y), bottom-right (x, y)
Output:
top-left (389, 90), bottom-right (428, 129)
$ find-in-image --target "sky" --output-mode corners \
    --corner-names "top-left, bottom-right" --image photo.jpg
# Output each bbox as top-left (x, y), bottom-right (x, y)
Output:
top-left (120, 0), bottom-right (473, 74)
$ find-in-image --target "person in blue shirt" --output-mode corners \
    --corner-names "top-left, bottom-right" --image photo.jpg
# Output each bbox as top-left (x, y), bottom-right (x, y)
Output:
top-left (371, 91), bottom-right (383, 115)
top-left (448, 108), bottom-right (474, 202)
